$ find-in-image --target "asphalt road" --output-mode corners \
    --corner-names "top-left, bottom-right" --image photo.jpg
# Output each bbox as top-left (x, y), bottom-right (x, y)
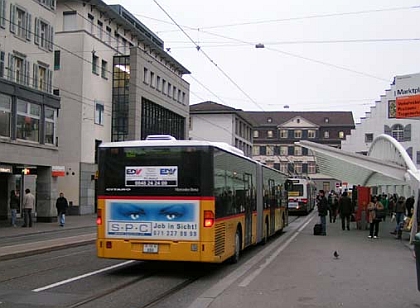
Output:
top-left (2, 212), bottom-right (416, 308)
top-left (0, 215), bottom-right (307, 308)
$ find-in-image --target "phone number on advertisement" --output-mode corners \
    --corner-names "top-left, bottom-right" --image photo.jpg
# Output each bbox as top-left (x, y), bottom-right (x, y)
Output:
top-left (153, 230), bottom-right (197, 237)
top-left (126, 180), bottom-right (177, 186)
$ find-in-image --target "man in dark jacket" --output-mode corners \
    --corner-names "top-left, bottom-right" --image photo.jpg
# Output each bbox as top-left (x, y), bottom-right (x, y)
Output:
top-left (56, 192), bottom-right (69, 227)
top-left (317, 190), bottom-right (328, 235)
top-left (338, 191), bottom-right (353, 231)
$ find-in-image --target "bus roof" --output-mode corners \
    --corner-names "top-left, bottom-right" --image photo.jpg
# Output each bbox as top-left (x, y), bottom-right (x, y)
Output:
top-left (99, 139), bottom-right (246, 157)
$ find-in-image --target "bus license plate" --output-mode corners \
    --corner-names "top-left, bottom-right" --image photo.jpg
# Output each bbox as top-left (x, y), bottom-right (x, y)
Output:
top-left (143, 244), bottom-right (158, 253)
top-left (288, 202), bottom-right (298, 208)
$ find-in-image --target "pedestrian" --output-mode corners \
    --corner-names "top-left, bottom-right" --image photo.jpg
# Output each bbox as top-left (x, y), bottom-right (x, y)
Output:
top-left (56, 192), bottom-right (69, 227)
top-left (22, 188), bottom-right (35, 228)
top-left (406, 195), bottom-right (415, 218)
top-left (380, 193), bottom-right (389, 221)
top-left (391, 196), bottom-right (406, 239)
top-left (9, 190), bottom-right (19, 227)
top-left (317, 190), bottom-right (328, 236)
top-left (367, 195), bottom-right (384, 239)
top-left (338, 191), bottom-right (353, 231)
top-left (328, 190), bottom-right (338, 223)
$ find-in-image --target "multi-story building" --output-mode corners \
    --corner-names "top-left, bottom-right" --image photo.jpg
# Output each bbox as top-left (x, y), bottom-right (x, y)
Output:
top-left (55, 0), bottom-right (190, 214)
top-left (189, 101), bottom-right (254, 157)
top-left (342, 73), bottom-right (420, 169)
top-left (189, 102), bottom-right (355, 192)
top-left (0, 0), bottom-right (60, 221)
top-left (246, 111), bottom-right (355, 191)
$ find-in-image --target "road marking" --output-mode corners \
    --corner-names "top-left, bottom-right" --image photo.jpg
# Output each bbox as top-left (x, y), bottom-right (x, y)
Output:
top-left (32, 260), bottom-right (134, 292)
top-left (238, 215), bottom-right (313, 287)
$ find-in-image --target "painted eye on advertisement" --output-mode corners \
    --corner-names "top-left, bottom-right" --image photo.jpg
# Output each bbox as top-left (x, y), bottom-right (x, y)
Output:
top-left (159, 205), bottom-right (186, 221)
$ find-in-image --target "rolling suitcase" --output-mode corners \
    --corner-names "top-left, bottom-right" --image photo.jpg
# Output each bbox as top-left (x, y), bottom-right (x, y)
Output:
top-left (313, 223), bottom-right (322, 235)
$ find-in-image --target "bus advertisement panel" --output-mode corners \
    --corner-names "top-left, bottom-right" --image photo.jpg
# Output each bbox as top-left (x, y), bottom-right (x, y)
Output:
top-left (105, 199), bottom-right (199, 240)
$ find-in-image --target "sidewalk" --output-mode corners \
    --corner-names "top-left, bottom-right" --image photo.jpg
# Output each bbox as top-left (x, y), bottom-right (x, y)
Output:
top-left (189, 214), bottom-right (419, 308)
top-left (0, 214), bottom-right (97, 261)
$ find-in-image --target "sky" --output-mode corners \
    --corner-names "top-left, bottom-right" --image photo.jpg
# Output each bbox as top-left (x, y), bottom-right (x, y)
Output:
top-left (104, 0), bottom-right (420, 123)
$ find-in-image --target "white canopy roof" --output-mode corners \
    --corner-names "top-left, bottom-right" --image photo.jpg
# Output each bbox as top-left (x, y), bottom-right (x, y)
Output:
top-left (296, 134), bottom-right (420, 242)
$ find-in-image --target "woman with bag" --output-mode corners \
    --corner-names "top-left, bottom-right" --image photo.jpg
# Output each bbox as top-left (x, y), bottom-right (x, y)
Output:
top-left (367, 195), bottom-right (384, 239)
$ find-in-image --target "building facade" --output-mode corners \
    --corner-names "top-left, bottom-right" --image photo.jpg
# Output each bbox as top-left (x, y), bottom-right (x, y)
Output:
top-left (54, 0), bottom-right (190, 214)
top-left (0, 0), bottom-right (60, 221)
top-left (246, 111), bottom-right (355, 191)
top-left (342, 73), bottom-right (420, 171)
top-left (189, 102), bottom-right (355, 192)
top-left (189, 101), bottom-right (254, 157)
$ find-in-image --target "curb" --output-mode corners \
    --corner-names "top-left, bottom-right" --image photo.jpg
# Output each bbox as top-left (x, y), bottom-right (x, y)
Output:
top-left (0, 233), bottom-right (96, 261)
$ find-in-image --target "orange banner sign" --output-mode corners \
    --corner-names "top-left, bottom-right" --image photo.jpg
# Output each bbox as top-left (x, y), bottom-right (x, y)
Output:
top-left (396, 94), bottom-right (420, 118)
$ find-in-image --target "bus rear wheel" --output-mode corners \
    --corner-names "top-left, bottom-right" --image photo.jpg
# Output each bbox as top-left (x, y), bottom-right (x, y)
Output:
top-left (230, 229), bottom-right (241, 264)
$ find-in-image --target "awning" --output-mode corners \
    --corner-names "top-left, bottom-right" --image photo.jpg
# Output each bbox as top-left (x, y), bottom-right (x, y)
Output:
top-left (296, 134), bottom-right (420, 242)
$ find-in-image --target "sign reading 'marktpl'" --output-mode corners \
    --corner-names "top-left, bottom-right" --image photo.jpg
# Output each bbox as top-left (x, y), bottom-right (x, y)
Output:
top-left (394, 73), bottom-right (420, 119)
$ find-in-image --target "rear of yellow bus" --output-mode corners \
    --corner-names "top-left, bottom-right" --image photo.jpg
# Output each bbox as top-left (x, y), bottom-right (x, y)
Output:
top-left (96, 143), bottom-right (235, 263)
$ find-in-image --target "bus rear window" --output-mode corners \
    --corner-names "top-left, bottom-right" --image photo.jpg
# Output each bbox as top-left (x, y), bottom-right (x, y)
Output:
top-left (290, 184), bottom-right (304, 196)
top-left (98, 146), bottom-right (212, 196)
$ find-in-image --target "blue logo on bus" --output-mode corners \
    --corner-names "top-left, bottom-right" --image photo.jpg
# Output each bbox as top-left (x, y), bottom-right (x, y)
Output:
top-left (160, 168), bottom-right (176, 175)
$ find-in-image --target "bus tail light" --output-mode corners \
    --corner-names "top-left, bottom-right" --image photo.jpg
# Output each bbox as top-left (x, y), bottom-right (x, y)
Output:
top-left (204, 210), bottom-right (214, 227)
top-left (301, 199), bottom-right (308, 204)
top-left (96, 209), bottom-right (102, 225)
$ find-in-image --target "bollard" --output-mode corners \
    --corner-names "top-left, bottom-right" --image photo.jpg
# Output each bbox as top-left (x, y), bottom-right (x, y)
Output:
top-left (414, 232), bottom-right (420, 291)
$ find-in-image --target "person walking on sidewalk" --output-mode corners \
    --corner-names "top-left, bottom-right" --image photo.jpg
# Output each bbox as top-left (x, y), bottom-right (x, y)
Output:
top-left (391, 196), bottom-right (406, 239)
top-left (367, 195), bottom-right (384, 239)
top-left (338, 191), bottom-right (353, 231)
top-left (317, 190), bottom-right (328, 236)
top-left (328, 190), bottom-right (338, 223)
top-left (56, 192), bottom-right (69, 227)
top-left (22, 189), bottom-right (35, 227)
top-left (9, 190), bottom-right (19, 227)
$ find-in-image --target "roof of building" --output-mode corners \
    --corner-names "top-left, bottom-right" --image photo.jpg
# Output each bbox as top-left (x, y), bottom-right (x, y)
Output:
top-left (81, 0), bottom-right (190, 75)
top-left (190, 102), bottom-right (258, 126)
top-left (190, 102), bottom-right (355, 127)
top-left (190, 101), bottom-right (242, 113)
top-left (245, 111), bottom-right (355, 127)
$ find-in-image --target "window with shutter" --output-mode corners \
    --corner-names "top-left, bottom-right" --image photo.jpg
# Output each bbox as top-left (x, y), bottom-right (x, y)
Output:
top-left (391, 124), bottom-right (404, 141)
top-left (24, 60), bottom-right (30, 85)
top-left (302, 163), bottom-right (308, 174)
top-left (33, 63), bottom-right (38, 88)
top-left (48, 26), bottom-right (54, 51)
top-left (47, 69), bottom-right (52, 93)
top-left (34, 18), bottom-right (39, 45)
top-left (403, 124), bottom-right (411, 142)
top-left (406, 147), bottom-right (413, 159)
top-left (0, 51), bottom-right (4, 78)
top-left (26, 13), bottom-right (31, 41)
top-left (0, 0), bottom-right (5, 29)
top-left (16, 7), bottom-right (26, 39)
top-left (9, 4), bottom-right (15, 33)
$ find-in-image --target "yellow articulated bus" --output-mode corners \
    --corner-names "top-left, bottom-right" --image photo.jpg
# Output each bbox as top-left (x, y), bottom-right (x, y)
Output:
top-left (96, 136), bottom-right (289, 263)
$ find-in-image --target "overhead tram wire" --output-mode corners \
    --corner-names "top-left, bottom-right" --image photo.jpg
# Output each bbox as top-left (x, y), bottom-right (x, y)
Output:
top-left (152, 0), bottom-right (266, 112)
top-left (187, 29), bottom-right (391, 83)
top-left (153, 4), bottom-right (420, 33)
top-left (163, 37), bottom-right (420, 49)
